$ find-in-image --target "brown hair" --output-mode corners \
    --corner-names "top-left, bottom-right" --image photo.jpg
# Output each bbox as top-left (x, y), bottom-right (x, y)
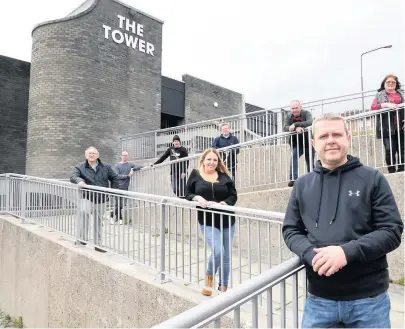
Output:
top-left (199, 148), bottom-right (231, 177)
top-left (378, 74), bottom-right (401, 92)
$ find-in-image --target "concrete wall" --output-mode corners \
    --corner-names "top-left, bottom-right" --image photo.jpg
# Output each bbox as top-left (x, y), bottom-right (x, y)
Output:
top-left (0, 215), bottom-right (220, 328)
top-left (183, 74), bottom-right (244, 124)
top-left (0, 56), bottom-right (30, 175)
top-left (26, 0), bottom-right (163, 178)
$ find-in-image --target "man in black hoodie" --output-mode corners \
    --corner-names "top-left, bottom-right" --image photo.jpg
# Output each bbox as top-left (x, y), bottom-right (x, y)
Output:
top-left (153, 135), bottom-right (189, 198)
top-left (283, 113), bottom-right (403, 328)
top-left (212, 123), bottom-right (240, 181)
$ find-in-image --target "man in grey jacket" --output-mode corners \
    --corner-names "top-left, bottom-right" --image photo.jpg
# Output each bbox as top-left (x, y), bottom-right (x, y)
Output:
top-left (110, 151), bottom-right (143, 224)
top-left (70, 146), bottom-right (119, 252)
top-left (283, 100), bottom-right (315, 187)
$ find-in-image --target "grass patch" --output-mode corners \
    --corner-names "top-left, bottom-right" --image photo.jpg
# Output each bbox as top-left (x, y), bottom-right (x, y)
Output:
top-left (0, 311), bottom-right (23, 328)
top-left (394, 277), bottom-right (404, 286)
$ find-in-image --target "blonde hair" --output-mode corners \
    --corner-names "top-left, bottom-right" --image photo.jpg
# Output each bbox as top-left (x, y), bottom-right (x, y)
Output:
top-left (199, 148), bottom-right (231, 177)
top-left (312, 113), bottom-right (348, 137)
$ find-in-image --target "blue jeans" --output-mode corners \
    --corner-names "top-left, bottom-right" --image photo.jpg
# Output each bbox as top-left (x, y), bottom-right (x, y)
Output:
top-left (200, 224), bottom-right (235, 287)
top-left (289, 146), bottom-right (315, 181)
top-left (302, 292), bottom-right (391, 328)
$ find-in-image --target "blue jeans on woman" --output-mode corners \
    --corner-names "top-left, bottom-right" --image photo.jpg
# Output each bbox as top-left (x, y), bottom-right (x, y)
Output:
top-left (302, 291), bottom-right (391, 328)
top-left (200, 224), bottom-right (236, 287)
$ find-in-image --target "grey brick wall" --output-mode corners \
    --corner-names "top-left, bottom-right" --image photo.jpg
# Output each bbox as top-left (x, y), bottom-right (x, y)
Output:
top-left (0, 56), bottom-right (30, 174)
top-left (26, 0), bottom-right (163, 178)
top-left (182, 74), bottom-right (244, 124)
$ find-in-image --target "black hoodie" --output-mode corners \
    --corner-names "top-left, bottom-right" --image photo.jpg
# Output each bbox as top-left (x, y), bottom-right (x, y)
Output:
top-left (282, 155), bottom-right (403, 300)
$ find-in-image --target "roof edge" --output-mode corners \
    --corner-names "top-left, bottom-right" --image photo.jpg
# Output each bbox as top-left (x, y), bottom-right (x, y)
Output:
top-left (32, 0), bottom-right (99, 36)
top-left (31, 0), bottom-right (164, 36)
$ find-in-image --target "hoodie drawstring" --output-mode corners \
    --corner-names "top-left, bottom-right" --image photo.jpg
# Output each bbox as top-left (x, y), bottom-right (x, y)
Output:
top-left (315, 168), bottom-right (342, 227)
top-left (315, 169), bottom-right (324, 228)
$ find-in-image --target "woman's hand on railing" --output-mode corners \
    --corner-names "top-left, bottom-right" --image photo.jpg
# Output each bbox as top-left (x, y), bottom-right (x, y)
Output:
top-left (193, 196), bottom-right (209, 208)
top-left (381, 102), bottom-right (399, 109)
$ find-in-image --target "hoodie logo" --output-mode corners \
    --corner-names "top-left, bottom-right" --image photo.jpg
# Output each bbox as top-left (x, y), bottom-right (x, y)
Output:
top-left (348, 190), bottom-right (360, 196)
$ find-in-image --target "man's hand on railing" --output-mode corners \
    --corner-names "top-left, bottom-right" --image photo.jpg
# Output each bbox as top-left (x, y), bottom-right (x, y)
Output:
top-left (295, 127), bottom-right (304, 134)
top-left (78, 181), bottom-right (87, 187)
top-left (288, 124), bottom-right (296, 132)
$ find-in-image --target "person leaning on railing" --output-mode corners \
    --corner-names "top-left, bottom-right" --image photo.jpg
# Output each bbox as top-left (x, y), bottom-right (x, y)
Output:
top-left (152, 135), bottom-right (189, 198)
top-left (185, 148), bottom-right (237, 296)
top-left (283, 100), bottom-right (316, 187)
top-left (70, 146), bottom-right (120, 253)
top-left (370, 74), bottom-right (404, 173)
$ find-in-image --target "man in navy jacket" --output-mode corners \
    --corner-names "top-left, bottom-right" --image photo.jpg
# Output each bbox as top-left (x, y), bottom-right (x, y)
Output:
top-left (212, 123), bottom-right (240, 180)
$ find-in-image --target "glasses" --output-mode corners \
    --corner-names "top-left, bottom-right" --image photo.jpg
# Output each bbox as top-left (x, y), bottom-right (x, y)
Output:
top-left (385, 80), bottom-right (396, 84)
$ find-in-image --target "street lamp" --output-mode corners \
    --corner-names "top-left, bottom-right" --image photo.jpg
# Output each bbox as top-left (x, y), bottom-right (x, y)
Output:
top-left (361, 45), bottom-right (392, 110)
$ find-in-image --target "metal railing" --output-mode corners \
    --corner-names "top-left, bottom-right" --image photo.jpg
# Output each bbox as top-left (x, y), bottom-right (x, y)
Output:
top-left (0, 173), bottom-right (293, 292)
top-left (153, 255), bottom-right (306, 328)
top-left (121, 89), bottom-right (379, 159)
top-left (129, 105), bottom-right (405, 196)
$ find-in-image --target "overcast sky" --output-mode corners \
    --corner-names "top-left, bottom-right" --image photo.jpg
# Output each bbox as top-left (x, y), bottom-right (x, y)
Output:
top-left (0, 0), bottom-right (404, 111)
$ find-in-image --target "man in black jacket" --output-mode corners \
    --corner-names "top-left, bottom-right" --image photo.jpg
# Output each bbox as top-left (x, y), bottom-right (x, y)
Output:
top-left (212, 123), bottom-right (240, 181)
top-left (283, 101), bottom-right (315, 187)
top-left (70, 146), bottom-right (119, 252)
top-left (153, 135), bottom-right (189, 198)
top-left (282, 113), bottom-right (403, 328)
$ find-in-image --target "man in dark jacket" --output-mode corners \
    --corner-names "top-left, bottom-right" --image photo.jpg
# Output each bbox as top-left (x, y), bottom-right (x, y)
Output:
top-left (283, 101), bottom-right (315, 187)
top-left (110, 150), bottom-right (143, 224)
top-left (282, 113), bottom-right (403, 328)
top-left (212, 123), bottom-right (240, 181)
top-left (153, 135), bottom-right (189, 198)
top-left (70, 146), bottom-right (120, 252)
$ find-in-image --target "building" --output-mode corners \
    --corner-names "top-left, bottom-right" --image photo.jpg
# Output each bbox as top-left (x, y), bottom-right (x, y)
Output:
top-left (0, 0), bottom-right (271, 178)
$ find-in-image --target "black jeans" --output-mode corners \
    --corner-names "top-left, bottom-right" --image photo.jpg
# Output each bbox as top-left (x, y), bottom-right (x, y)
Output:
top-left (382, 131), bottom-right (404, 173)
top-left (110, 195), bottom-right (127, 220)
top-left (171, 174), bottom-right (186, 198)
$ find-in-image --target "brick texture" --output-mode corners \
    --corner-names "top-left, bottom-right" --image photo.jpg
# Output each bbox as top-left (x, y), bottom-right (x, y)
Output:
top-left (0, 56), bottom-right (30, 174)
top-left (182, 74), bottom-right (244, 124)
top-left (26, 0), bottom-right (163, 178)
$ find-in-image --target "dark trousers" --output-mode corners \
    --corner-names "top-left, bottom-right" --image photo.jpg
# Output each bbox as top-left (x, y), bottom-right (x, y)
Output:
top-left (382, 131), bottom-right (404, 173)
top-left (171, 174), bottom-right (186, 198)
top-left (289, 146), bottom-right (315, 181)
top-left (110, 195), bottom-right (127, 220)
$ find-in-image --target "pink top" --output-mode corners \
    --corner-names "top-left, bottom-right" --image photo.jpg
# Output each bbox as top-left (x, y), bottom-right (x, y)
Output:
top-left (370, 91), bottom-right (402, 110)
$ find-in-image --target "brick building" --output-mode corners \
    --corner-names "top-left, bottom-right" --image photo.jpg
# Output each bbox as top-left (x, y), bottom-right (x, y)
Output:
top-left (0, 0), bottom-right (267, 178)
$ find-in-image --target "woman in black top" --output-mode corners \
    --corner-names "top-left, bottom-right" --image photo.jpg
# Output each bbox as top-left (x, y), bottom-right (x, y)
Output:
top-left (186, 148), bottom-right (237, 296)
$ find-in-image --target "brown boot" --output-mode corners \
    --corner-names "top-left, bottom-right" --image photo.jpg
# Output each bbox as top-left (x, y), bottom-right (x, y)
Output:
top-left (218, 285), bottom-right (228, 292)
top-left (202, 274), bottom-right (213, 296)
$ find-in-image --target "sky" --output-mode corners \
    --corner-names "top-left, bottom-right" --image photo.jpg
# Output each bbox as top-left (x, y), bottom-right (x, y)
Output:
top-left (0, 0), bottom-right (404, 111)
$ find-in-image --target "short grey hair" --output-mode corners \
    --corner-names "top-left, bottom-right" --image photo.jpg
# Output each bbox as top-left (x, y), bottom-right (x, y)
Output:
top-left (220, 122), bottom-right (230, 129)
top-left (312, 113), bottom-right (349, 137)
top-left (85, 146), bottom-right (99, 155)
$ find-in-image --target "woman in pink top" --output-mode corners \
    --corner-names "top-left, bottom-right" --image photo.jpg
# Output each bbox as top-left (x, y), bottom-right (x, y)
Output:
top-left (370, 74), bottom-right (404, 173)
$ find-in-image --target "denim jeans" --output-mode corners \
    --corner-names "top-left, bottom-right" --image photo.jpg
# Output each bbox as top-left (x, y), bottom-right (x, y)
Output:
top-left (289, 146), bottom-right (315, 181)
top-left (200, 224), bottom-right (236, 287)
top-left (302, 291), bottom-right (391, 328)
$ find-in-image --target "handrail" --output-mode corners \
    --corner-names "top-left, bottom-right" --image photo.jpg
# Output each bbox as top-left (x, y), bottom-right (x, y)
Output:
top-left (152, 256), bottom-right (303, 329)
top-left (0, 173), bottom-right (285, 220)
top-left (120, 89), bottom-right (379, 140)
top-left (134, 104), bottom-right (405, 169)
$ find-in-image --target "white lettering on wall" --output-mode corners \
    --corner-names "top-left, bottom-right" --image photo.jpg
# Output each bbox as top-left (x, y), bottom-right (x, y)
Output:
top-left (102, 15), bottom-right (155, 56)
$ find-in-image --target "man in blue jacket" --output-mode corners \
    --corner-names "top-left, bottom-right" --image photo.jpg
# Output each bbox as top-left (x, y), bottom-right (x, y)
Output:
top-left (212, 123), bottom-right (240, 181)
top-left (282, 113), bottom-right (403, 328)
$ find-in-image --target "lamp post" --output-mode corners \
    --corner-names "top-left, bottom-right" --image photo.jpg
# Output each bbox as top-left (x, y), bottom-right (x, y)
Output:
top-left (361, 45), bottom-right (392, 110)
